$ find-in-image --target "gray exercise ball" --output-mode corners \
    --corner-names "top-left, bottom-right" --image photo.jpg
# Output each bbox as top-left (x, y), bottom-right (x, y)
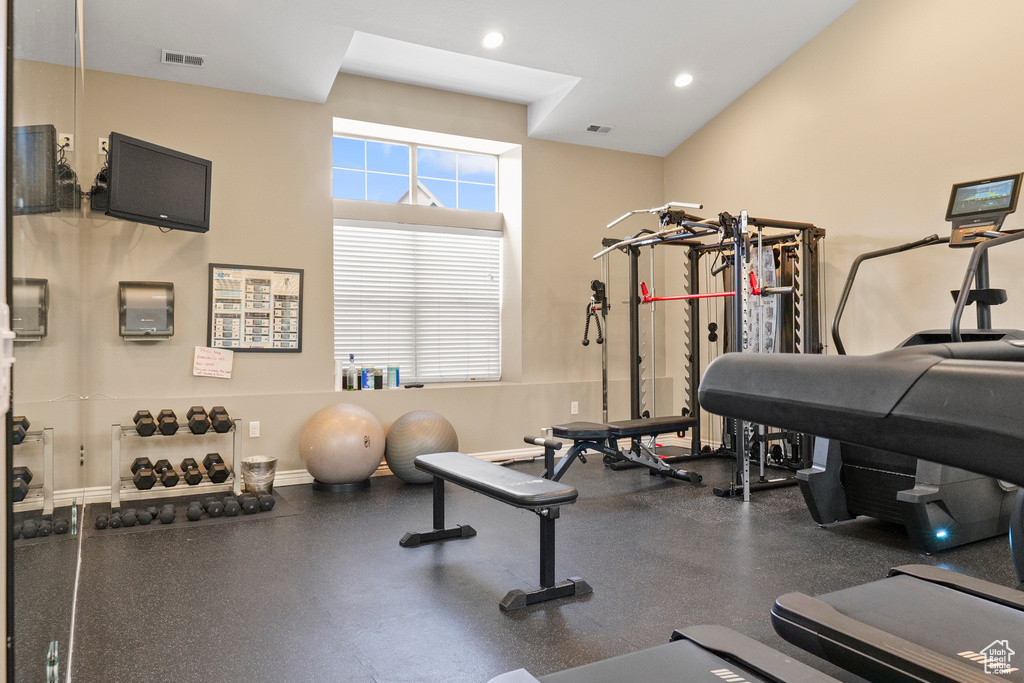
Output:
top-left (298, 403), bottom-right (385, 484)
top-left (385, 410), bottom-right (459, 484)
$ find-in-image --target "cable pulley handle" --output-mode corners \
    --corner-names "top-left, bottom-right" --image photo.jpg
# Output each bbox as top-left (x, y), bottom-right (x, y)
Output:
top-left (748, 271), bottom-right (760, 296)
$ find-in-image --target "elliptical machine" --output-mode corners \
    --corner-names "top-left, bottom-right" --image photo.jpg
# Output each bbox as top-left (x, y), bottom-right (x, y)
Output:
top-left (799, 173), bottom-right (1023, 552)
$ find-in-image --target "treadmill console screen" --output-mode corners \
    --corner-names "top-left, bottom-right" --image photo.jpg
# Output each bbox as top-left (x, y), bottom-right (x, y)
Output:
top-left (946, 174), bottom-right (1021, 222)
top-left (946, 173), bottom-right (1022, 247)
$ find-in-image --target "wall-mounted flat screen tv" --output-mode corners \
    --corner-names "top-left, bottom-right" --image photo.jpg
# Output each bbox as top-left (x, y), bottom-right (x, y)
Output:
top-left (105, 132), bottom-right (212, 233)
top-left (12, 124), bottom-right (58, 215)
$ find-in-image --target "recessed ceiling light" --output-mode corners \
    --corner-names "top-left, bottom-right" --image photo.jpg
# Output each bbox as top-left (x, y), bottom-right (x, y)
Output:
top-left (482, 31), bottom-right (505, 49)
top-left (674, 73), bottom-right (694, 88)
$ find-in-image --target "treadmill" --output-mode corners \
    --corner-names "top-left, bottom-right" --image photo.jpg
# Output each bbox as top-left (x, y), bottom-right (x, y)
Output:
top-left (488, 624), bottom-right (841, 682)
top-left (697, 190), bottom-right (1024, 681)
top-left (797, 173), bottom-right (1024, 552)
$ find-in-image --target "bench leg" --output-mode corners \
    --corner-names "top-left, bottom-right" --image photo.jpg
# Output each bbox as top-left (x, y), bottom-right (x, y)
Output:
top-left (399, 476), bottom-right (477, 548)
top-left (498, 507), bottom-right (592, 611)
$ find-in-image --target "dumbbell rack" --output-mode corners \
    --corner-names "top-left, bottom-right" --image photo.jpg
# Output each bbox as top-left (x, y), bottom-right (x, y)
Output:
top-left (14, 428), bottom-right (54, 516)
top-left (110, 418), bottom-right (242, 509)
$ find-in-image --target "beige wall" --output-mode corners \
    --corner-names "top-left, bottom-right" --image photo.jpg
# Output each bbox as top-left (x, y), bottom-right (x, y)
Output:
top-left (13, 65), bottom-right (665, 491)
top-left (663, 0), bottom-right (1024, 420)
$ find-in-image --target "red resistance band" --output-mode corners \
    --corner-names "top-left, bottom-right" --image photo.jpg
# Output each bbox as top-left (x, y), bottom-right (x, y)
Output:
top-left (640, 272), bottom-right (759, 303)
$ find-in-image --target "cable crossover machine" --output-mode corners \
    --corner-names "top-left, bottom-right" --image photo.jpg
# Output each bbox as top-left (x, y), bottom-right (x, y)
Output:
top-left (587, 202), bottom-right (826, 501)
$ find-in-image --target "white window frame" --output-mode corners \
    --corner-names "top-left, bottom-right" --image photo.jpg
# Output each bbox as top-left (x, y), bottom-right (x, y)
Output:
top-left (331, 118), bottom-right (522, 384)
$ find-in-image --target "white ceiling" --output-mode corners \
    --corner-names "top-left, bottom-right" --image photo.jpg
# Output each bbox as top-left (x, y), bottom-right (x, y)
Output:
top-left (14, 0), bottom-right (858, 157)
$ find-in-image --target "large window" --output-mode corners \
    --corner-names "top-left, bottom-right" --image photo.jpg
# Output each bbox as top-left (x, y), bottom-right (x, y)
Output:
top-left (332, 136), bottom-right (497, 211)
top-left (333, 222), bottom-right (501, 383)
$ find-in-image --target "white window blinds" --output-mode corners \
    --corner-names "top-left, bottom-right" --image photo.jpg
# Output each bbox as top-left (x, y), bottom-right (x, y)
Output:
top-left (333, 222), bottom-right (502, 383)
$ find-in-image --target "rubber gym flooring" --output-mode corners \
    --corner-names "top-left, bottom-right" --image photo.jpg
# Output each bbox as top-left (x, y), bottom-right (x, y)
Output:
top-left (14, 456), bottom-right (1018, 682)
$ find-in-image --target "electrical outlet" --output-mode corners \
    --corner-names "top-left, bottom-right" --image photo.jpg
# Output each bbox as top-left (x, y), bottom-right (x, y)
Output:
top-left (58, 133), bottom-right (73, 152)
top-left (98, 137), bottom-right (108, 155)
top-left (570, 401), bottom-right (579, 415)
top-left (249, 421), bottom-right (260, 438)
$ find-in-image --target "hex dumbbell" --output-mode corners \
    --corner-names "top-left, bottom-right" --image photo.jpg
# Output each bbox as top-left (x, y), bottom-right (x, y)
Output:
top-left (204, 496), bottom-right (225, 518)
top-left (158, 504), bottom-right (176, 524)
top-left (203, 453), bottom-right (229, 483)
top-left (223, 496), bottom-right (241, 517)
top-left (237, 493), bottom-right (260, 514)
top-left (131, 457), bottom-right (157, 490)
top-left (12, 466), bottom-right (33, 502)
top-left (12, 416), bottom-right (30, 445)
top-left (133, 410), bottom-right (157, 437)
top-left (186, 406), bottom-right (211, 434)
top-left (180, 458), bottom-right (203, 485)
top-left (208, 406), bottom-right (232, 433)
top-left (186, 501), bottom-right (204, 521)
top-left (157, 409), bottom-right (179, 436)
top-left (153, 460), bottom-right (180, 487)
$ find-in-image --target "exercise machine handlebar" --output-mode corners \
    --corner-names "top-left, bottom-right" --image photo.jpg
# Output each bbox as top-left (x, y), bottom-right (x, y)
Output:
top-left (950, 228), bottom-right (1024, 342)
top-left (831, 233), bottom-right (947, 355)
top-left (638, 271), bottom-right (791, 303)
top-left (606, 201), bottom-right (704, 229)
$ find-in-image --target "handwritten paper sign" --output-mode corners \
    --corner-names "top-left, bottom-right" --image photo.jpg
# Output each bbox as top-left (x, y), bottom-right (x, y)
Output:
top-left (193, 346), bottom-right (234, 379)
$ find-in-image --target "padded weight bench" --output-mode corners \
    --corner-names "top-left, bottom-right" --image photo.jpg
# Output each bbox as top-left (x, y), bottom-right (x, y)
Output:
top-left (400, 448), bottom-right (592, 611)
top-left (488, 624), bottom-right (841, 682)
top-left (548, 416), bottom-right (701, 484)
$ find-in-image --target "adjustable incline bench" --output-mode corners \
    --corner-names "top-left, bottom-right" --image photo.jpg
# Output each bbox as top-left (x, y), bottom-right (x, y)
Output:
top-left (547, 415), bottom-right (701, 483)
top-left (400, 438), bottom-right (592, 611)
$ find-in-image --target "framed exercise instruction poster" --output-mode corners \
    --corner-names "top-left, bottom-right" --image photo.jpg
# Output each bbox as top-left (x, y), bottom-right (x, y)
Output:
top-left (207, 263), bottom-right (303, 352)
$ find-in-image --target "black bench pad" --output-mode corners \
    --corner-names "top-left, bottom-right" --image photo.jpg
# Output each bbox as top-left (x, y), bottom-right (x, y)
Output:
top-left (414, 452), bottom-right (578, 509)
top-left (551, 421), bottom-right (612, 440)
top-left (605, 416), bottom-right (697, 438)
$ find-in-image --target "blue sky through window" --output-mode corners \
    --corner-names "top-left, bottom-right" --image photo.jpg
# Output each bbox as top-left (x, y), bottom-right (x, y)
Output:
top-left (333, 136), bottom-right (496, 209)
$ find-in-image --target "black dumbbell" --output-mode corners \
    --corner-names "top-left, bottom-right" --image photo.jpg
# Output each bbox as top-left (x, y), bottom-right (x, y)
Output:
top-left (22, 520), bottom-right (38, 538)
top-left (186, 502), bottom-right (204, 521)
top-left (209, 406), bottom-right (232, 433)
top-left (121, 508), bottom-right (138, 527)
top-left (180, 458), bottom-right (203, 486)
top-left (223, 497), bottom-right (240, 517)
top-left (133, 410), bottom-right (157, 437)
top-left (131, 458), bottom-right (157, 490)
top-left (204, 497), bottom-right (224, 518)
top-left (54, 518), bottom-right (69, 534)
top-left (108, 512), bottom-right (123, 529)
top-left (95, 515), bottom-right (108, 530)
top-left (203, 453), bottom-right (229, 483)
top-left (12, 466), bottom-right (32, 502)
top-left (12, 522), bottom-right (21, 540)
top-left (158, 504), bottom-right (176, 524)
top-left (12, 416), bottom-right (30, 445)
top-left (37, 520), bottom-right (53, 537)
top-left (146, 506), bottom-right (159, 519)
top-left (237, 493), bottom-right (260, 514)
top-left (136, 509), bottom-right (153, 525)
top-left (186, 406), bottom-right (211, 434)
top-left (153, 460), bottom-right (180, 487)
top-left (157, 409), bottom-right (179, 436)
top-left (257, 494), bottom-right (275, 512)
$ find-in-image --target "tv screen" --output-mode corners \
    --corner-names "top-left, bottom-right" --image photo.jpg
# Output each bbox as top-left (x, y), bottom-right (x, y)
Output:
top-left (946, 173), bottom-right (1022, 221)
top-left (106, 132), bottom-right (212, 233)
top-left (12, 124), bottom-right (58, 215)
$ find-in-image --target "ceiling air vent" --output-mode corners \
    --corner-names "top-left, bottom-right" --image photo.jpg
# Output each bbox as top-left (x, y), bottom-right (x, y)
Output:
top-left (586, 124), bottom-right (614, 134)
top-left (161, 49), bottom-right (206, 68)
